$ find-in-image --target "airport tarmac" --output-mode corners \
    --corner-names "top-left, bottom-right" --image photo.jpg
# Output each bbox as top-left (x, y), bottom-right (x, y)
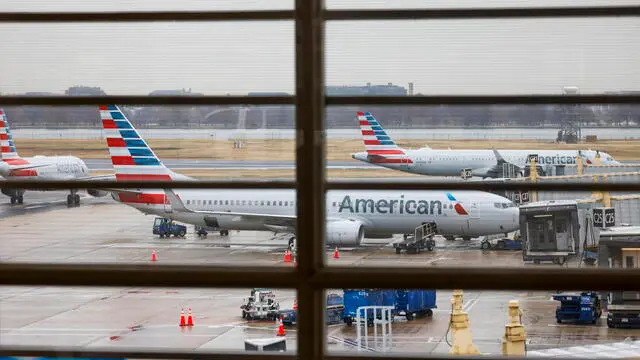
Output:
top-left (1, 193), bottom-right (637, 356)
top-left (83, 158), bottom-right (640, 171)
top-left (84, 159), bottom-right (373, 171)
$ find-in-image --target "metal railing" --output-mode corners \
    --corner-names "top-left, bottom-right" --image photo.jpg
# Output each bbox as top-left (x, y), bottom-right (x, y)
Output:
top-left (1, 2), bottom-right (640, 360)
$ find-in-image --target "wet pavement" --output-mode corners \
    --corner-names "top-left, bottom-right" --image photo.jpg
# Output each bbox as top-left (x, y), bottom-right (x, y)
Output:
top-left (1, 196), bottom-right (638, 356)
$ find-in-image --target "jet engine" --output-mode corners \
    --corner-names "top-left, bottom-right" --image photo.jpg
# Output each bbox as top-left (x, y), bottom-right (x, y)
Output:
top-left (87, 189), bottom-right (109, 197)
top-left (326, 219), bottom-right (365, 246)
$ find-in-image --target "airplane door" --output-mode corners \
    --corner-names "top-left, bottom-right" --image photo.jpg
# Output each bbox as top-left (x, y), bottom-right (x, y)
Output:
top-left (465, 201), bottom-right (481, 233)
top-left (400, 155), bottom-right (411, 170)
top-left (164, 194), bottom-right (173, 213)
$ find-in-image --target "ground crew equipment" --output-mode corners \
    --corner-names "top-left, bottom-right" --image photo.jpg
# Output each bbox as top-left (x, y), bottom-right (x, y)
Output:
top-left (553, 292), bottom-right (602, 324)
top-left (241, 288), bottom-right (280, 320)
top-left (153, 217), bottom-right (187, 238)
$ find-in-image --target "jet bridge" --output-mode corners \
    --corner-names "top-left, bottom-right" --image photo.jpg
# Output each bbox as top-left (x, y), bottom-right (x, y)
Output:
top-left (519, 200), bottom-right (580, 265)
top-left (597, 226), bottom-right (640, 328)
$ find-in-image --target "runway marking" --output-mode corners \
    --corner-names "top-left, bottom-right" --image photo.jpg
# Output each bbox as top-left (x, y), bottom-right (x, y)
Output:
top-left (328, 335), bottom-right (378, 352)
top-left (463, 298), bottom-right (477, 312)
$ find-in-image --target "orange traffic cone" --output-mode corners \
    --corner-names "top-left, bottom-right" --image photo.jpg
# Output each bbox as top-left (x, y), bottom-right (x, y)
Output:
top-left (276, 317), bottom-right (286, 336)
top-left (179, 308), bottom-right (186, 326)
top-left (187, 308), bottom-right (194, 326)
top-left (283, 249), bottom-right (291, 263)
top-left (333, 247), bottom-right (340, 259)
top-left (293, 298), bottom-right (298, 310)
top-left (151, 250), bottom-right (158, 261)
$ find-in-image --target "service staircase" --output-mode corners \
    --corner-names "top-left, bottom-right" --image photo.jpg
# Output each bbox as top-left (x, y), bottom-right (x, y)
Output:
top-left (393, 222), bottom-right (438, 254)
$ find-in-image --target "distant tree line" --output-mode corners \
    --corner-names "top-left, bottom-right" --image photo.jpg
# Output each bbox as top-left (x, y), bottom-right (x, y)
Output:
top-left (3, 104), bottom-right (638, 129)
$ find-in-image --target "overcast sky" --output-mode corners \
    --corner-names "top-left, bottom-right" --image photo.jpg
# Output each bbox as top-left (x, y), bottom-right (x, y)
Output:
top-left (0, 0), bottom-right (638, 95)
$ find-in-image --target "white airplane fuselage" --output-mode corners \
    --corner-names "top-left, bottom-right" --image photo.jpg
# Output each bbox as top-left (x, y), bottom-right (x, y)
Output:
top-left (0, 155), bottom-right (89, 181)
top-left (116, 189), bottom-right (520, 238)
top-left (353, 149), bottom-right (619, 177)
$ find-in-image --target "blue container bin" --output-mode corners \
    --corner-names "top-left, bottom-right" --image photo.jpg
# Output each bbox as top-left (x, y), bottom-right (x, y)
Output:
top-left (343, 289), bottom-right (384, 326)
top-left (395, 290), bottom-right (436, 320)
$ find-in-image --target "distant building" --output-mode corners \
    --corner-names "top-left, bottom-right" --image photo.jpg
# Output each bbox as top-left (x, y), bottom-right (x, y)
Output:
top-left (65, 86), bottom-right (106, 96)
top-left (149, 88), bottom-right (203, 96)
top-left (24, 92), bottom-right (55, 96)
top-left (326, 82), bottom-right (408, 96)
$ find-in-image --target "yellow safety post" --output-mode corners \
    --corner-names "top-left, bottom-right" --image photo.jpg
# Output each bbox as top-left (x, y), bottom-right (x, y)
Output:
top-left (576, 154), bottom-right (584, 175)
top-left (449, 289), bottom-right (480, 355)
top-left (501, 300), bottom-right (526, 356)
top-left (528, 157), bottom-right (539, 202)
top-left (591, 174), bottom-right (601, 202)
top-left (590, 175), bottom-right (612, 207)
top-left (595, 151), bottom-right (601, 166)
top-left (601, 175), bottom-right (611, 207)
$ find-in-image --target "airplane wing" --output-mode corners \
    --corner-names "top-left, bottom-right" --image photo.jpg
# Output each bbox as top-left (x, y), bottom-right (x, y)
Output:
top-left (3, 164), bottom-right (51, 171)
top-left (481, 149), bottom-right (522, 178)
top-left (163, 188), bottom-right (301, 229)
top-left (74, 174), bottom-right (117, 181)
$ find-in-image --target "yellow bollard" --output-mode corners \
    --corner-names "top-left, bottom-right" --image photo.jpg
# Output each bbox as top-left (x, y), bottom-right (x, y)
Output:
top-left (595, 151), bottom-right (601, 166)
top-left (601, 175), bottom-right (611, 207)
top-left (576, 154), bottom-right (584, 175)
top-left (449, 290), bottom-right (480, 355)
top-left (528, 157), bottom-right (539, 202)
top-left (501, 300), bottom-right (526, 356)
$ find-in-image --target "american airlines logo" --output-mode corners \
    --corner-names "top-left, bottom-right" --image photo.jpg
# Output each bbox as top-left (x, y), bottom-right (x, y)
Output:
top-left (338, 194), bottom-right (467, 215)
top-left (535, 155), bottom-right (579, 165)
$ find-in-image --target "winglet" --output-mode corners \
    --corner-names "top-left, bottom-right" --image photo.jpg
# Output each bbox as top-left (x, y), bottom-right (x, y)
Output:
top-left (163, 188), bottom-right (192, 213)
top-left (492, 148), bottom-right (506, 164)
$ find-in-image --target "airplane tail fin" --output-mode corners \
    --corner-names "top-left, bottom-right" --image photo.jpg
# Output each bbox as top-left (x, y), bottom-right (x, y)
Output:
top-left (0, 109), bottom-right (21, 161)
top-left (99, 105), bottom-right (180, 181)
top-left (356, 112), bottom-right (409, 164)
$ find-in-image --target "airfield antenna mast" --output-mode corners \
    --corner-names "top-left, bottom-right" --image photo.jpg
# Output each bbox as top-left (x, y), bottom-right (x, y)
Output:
top-left (558, 86), bottom-right (582, 144)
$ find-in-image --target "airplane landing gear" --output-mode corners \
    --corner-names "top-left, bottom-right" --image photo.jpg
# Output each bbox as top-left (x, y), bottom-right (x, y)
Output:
top-left (67, 190), bottom-right (80, 208)
top-left (10, 195), bottom-right (23, 205)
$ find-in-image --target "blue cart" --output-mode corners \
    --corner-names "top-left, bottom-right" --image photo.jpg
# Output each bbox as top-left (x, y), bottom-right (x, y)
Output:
top-left (395, 290), bottom-right (436, 320)
top-left (553, 292), bottom-right (602, 324)
top-left (343, 289), bottom-right (388, 326)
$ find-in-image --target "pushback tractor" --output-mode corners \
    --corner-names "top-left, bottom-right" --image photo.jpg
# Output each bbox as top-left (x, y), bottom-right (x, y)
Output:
top-left (553, 292), bottom-right (602, 324)
top-left (152, 217), bottom-right (187, 238)
top-left (241, 288), bottom-right (280, 321)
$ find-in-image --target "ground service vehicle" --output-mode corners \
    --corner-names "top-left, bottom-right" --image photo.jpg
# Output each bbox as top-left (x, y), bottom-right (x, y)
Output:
top-left (553, 292), bottom-right (602, 324)
top-left (279, 294), bottom-right (344, 327)
top-left (241, 289), bottom-right (280, 321)
top-left (152, 217), bottom-right (187, 238)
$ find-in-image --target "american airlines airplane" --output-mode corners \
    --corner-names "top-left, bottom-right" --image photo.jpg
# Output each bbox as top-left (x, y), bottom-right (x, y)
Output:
top-left (0, 108), bottom-right (111, 206)
top-left (351, 112), bottom-right (620, 178)
top-left (99, 105), bottom-right (520, 247)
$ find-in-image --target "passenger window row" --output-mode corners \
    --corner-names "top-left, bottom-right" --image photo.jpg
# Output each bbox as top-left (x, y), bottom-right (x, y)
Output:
top-left (185, 199), bottom-right (296, 207)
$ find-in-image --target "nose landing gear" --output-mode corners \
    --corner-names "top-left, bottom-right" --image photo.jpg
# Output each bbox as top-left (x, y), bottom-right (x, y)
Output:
top-left (67, 190), bottom-right (80, 207)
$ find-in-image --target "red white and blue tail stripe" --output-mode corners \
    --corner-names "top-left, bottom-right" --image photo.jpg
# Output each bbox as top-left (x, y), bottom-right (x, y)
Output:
top-left (0, 109), bottom-right (22, 161)
top-left (357, 111), bottom-right (411, 164)
top-left (100, 105), bottom-right (175, 182)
